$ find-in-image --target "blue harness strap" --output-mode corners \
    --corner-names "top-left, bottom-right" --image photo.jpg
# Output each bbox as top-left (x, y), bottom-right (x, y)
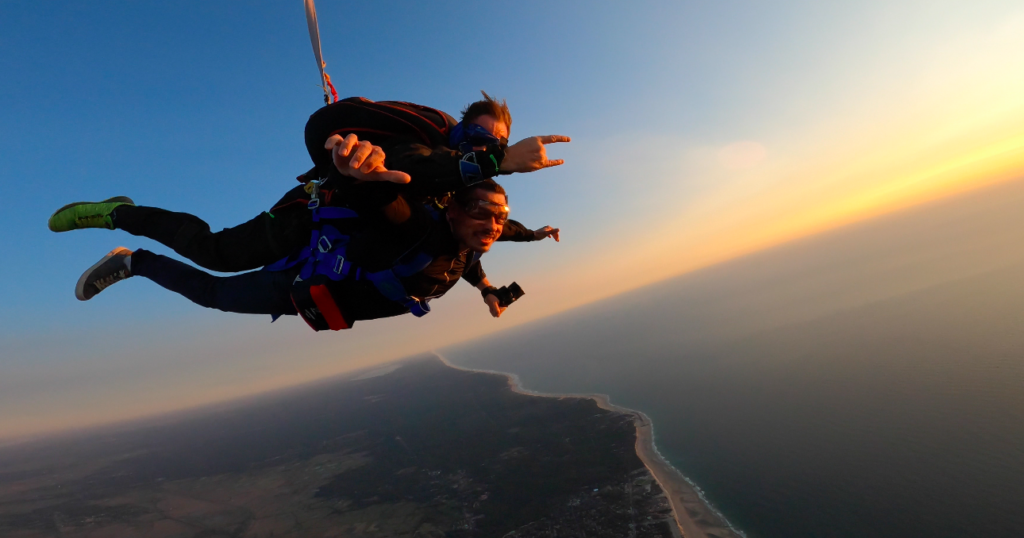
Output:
top-left (315, 207), bottom-right (359, 220)
top-left (299, 223), bottom-right (355, 281)
top-left (263, 195), bottom-right (440, 319)
top-left (364, 251), bottom-right (435, 317)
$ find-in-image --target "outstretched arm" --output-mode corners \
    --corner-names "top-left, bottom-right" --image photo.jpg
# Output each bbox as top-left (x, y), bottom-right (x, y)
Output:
top-left (324, 130), bottom-right (570, 199)
top-left (499, 220), bottom-right (561, 242)
top-left (383, 134), bottom-right (571, 198)
top-left (385, 142), bottom-right (506, 197)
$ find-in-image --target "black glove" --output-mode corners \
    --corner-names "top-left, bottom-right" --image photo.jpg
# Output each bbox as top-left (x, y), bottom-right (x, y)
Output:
top-left (482, 282), bottom-right (525, 308)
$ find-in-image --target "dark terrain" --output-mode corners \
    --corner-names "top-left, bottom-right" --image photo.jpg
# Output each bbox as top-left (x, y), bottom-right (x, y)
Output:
top-left (0, 356), bottom-right (675, 537)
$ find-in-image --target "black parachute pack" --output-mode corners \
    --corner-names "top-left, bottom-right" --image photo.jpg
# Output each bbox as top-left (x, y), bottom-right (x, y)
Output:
top-left (271, 96), bottom-right (458, 218)
top-left (302, 96), bottom-right (457, 182)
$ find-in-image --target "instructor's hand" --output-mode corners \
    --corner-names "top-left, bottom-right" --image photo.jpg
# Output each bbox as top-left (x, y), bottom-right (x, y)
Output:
top-left (325, 134), bottom-right (411, 184)
top-left (484, 294), bottom-right (506, 318)
top-left (501, 135), bottom-right (571, 173)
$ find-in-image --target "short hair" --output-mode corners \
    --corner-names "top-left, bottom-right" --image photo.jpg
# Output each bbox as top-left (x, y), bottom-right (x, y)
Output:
top-left (453, 179), bottom-right (507, 208)
top-left (461, 91), bottom-right (512, 133)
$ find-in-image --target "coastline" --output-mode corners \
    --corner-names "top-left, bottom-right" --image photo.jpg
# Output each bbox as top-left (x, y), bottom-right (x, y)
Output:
top-left (433, 352), bottom-right (743, 538)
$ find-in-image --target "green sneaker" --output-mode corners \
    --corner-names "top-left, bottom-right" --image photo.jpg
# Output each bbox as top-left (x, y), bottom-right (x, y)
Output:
top-left (48, 196), bottom-right (135, 232)
top-left (76, 247), bottom-right (133, 301)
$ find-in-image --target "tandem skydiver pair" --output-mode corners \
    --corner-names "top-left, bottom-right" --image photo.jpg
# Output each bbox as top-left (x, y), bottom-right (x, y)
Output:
top-left (48, 93), bottom-right (569, 330)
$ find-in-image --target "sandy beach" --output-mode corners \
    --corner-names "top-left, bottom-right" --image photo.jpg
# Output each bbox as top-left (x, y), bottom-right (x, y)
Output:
top-left (434, 353), bottom-right (743, 538)
top-left (588, 394), bottom-right (742, 538)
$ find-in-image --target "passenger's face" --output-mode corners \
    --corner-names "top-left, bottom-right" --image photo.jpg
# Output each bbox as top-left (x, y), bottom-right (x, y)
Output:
top-left (448, 190), bottom-right (508, 253)
top-left (471, 114), bottom-right (509, 141)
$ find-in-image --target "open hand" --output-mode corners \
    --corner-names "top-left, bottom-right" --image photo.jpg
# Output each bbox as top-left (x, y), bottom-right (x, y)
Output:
top-left (501, 135), bottom-right (571, 173)
top-left (533, 226), bottom-right (560, 242)
top-left (325, 134), bottom-right (411, 184)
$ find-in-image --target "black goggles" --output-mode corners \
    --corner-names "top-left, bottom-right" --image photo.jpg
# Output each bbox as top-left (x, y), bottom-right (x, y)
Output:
top-left (450, 122), bottom-right (508, 149)
top-left (461, 198), bottom-right (510, 224)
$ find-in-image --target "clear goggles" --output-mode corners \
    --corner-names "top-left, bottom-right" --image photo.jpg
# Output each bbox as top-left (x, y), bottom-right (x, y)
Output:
top-left (461, 198), bottom-right (510, 224)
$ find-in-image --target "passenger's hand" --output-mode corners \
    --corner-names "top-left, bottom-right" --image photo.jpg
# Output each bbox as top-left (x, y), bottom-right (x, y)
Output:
top-left (533, 226), bottom-right (560, 242)
top-left (484, 294), bottom-right (506, 318)
top-left (325, 134), bottom-right (411, 184)
top-left (501, 135), bottom-right (571, 173)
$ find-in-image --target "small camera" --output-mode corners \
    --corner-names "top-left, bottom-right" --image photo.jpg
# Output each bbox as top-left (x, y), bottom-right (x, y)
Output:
top-left (492, 282), bottom-right (525, 307)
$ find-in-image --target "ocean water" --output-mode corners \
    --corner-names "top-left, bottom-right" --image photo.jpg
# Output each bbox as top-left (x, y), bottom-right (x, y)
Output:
top-left (443, 182), bottom-right (1024, 538)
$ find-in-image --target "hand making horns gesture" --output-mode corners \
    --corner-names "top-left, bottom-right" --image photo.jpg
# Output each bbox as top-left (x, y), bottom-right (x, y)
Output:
top-left (325, 134), bottom-right (412, 184)
top-left (501, 135), bottom-right (572, 173)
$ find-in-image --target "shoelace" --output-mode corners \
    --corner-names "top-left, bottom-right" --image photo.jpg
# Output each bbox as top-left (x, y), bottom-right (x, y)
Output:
top-left (93, 269), bottom-right (129, 291)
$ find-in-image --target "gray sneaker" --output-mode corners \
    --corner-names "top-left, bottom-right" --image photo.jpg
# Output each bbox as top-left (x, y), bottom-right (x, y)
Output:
top-left (76, 247), bottom-right (133, 301)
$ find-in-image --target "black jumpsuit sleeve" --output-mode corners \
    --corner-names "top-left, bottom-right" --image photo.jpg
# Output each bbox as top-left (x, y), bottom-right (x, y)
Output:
top-left (461, 258), bottom-right (486, 287)
top-left (383, 140), bottom-right (506, 198)
top-left (499, 219), bottom-right (539, 242)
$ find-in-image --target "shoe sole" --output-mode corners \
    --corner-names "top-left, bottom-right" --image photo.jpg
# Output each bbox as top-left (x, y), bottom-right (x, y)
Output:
top-left (76, 246), bottom-right (132, 301)
top-left (49, 196), bottom-right (136, 232)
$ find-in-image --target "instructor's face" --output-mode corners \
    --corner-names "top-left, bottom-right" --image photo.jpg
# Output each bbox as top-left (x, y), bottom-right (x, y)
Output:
top-left (472, 114), bottom-right (509, 141)
top-left (449, 190), bottom-right (507, 253)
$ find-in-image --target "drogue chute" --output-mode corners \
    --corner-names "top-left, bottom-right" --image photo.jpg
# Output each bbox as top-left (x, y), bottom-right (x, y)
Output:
top-left (304, 0), bottom-right (338, 104)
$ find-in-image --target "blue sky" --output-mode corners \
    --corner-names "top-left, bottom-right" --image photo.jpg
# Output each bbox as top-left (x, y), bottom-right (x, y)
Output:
top-left (3, 1), bottom-right (1024, 439)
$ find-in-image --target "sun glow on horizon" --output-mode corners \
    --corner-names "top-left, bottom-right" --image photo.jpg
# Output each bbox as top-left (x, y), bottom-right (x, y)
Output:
top-left (524, 8), bottom-right (1024, 318)
top-left (499, 83), bottom-right (1024, 332)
